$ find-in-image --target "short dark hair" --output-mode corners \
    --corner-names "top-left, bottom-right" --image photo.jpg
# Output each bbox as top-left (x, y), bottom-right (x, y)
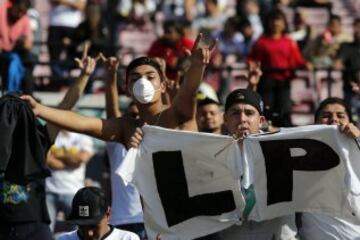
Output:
top-left (163, 20), bottom-right (185, 36)
top-left (125, 57), bottom-right (165, 85)
top-left (263, 8), bottom-right (289, 35)
top-left (224, 17), bottom-right (240, 30)
top-left (197, 97), bottom-right (220, 108)
top-left (328, 14), bottom-right (341, 24)
top-left (239, 18), bottom-right (252, 30)
top-left (314, 97), bottom-right (352, 123)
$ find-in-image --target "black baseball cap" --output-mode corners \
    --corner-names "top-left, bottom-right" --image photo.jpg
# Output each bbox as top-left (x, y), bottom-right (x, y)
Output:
top-left (67, 187), bottom-right (109, 226)
top-left (225, 88), bottom-right (264, 114)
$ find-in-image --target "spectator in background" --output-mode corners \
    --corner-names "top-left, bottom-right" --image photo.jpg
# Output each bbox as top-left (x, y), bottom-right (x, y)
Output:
top-left (238, 0), bottom-right (264, 40)
top-left (289, 10), bottom-right (311, 50)
top-left (148, 20), bottom-right (194, 81)
top-left (194, 95), bottom-right (224, 239)
top-left (237, 0), bottom-right (271, 20)
top-left (192, 0), bottom-right (227, 37)
top-left (239, 19), bottom-right (257, 60)
top-left (304, 14), bottom-right (351, 69)
top-left (48, 0), bottom-right (86, 79)
top-left (23, 1), bottom-right (41, 94)
top-left (57, 187), bottom-right (140, 240)
top-left (70, 0), bottom-right (110, 93)
top-left (303, 28), bottom-right (335, 69)
top-left (197, 97), bottom-right (223, 134)
top-left (193, 50), bottom-right (233, 240)
top-left (27, 0), bottom-right (40, 56)
top-left (326, 15), bottom-right (352, 47)
top-left (248, 8), bottom-right (310, 127)
top-left (117, 0), bottom-right (156, 26)
top-left (158, 0), bottom-right (195, 21)
top-left (71, 0), bottom-right (110, 58)
top-left (334, 18), bottom-right (360, 124)
top-left (213, 17), bottom-right (245, 62)
top-left (0, 0), bottom-right (32, 92)
top-left (46, 130), bottom-right (94, 232)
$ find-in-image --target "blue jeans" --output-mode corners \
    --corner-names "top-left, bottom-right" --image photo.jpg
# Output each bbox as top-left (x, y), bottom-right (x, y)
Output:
top-left (46, 192), bottom-right (74, 232)
top-left (0, 52), bottom-right (25, 92)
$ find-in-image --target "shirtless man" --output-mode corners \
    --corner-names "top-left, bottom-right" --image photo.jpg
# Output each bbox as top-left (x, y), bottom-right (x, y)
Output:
top-left (21, 34), bottom-right (216, 146)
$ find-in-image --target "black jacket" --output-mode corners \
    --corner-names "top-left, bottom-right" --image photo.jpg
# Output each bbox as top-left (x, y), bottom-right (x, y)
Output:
top-left (0, 94), bottom-right (51, 185)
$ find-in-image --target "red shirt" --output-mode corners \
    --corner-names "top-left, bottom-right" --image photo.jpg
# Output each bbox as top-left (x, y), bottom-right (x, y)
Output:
top-left (148, 37), bottom-right (194, 80)
top-left (248, 35), bottom-right (305, 81)
top-left (0, 2), bottom-right (32, 52)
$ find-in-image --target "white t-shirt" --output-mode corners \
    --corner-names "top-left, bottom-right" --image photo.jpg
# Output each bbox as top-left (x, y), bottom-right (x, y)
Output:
top-left (46, 131), bottom-right (94, 195)
top-left (56, 227), bottom-right (140, 240)
top-left (49, 1), bottom-right (84, 28)
top-left (300, 212), bottom-right (360, 240)
top-left (106, 142), bottom-right (143, 225)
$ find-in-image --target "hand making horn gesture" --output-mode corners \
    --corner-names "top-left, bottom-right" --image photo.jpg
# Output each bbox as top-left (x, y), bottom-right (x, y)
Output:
top-left (74, 42), bottom-right (98, 76)
top-left (247, 61), bottom-right (262, 91)
top-left (98, 53), bottom-right (121, 73)
top-left (184, 33), bottom-right (217, 66)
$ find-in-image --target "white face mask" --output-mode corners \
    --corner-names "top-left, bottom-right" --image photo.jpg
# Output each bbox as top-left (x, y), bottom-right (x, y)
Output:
top-left (132, 77), bottom-right (159, 104)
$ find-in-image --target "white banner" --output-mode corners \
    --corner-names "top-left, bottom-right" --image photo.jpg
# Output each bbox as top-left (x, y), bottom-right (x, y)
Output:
top-left (117, 125), bottom-right (245, 240)
top-left (117, 125), bottom-right (360, 239)
top-left (243, 125), bottom-right (360, 224)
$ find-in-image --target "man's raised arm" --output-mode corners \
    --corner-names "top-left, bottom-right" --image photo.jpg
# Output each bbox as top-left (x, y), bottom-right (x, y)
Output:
top-left (172, 33), bottom-right (216, 121)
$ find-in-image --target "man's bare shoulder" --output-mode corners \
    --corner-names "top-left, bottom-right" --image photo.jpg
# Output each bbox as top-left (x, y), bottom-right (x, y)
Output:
top-left (159, 107), bottom-right (198, 131)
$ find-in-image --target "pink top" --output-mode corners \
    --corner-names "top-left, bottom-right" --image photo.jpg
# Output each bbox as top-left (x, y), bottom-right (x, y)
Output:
top-left (0, 1), bottom-right (32, 52)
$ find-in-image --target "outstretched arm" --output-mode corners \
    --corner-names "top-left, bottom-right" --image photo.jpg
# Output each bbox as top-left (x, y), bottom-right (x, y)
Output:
top-left (22, 95), bottom-right (125, 142)
top-left (172, 33), bottom-right (216, 121)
